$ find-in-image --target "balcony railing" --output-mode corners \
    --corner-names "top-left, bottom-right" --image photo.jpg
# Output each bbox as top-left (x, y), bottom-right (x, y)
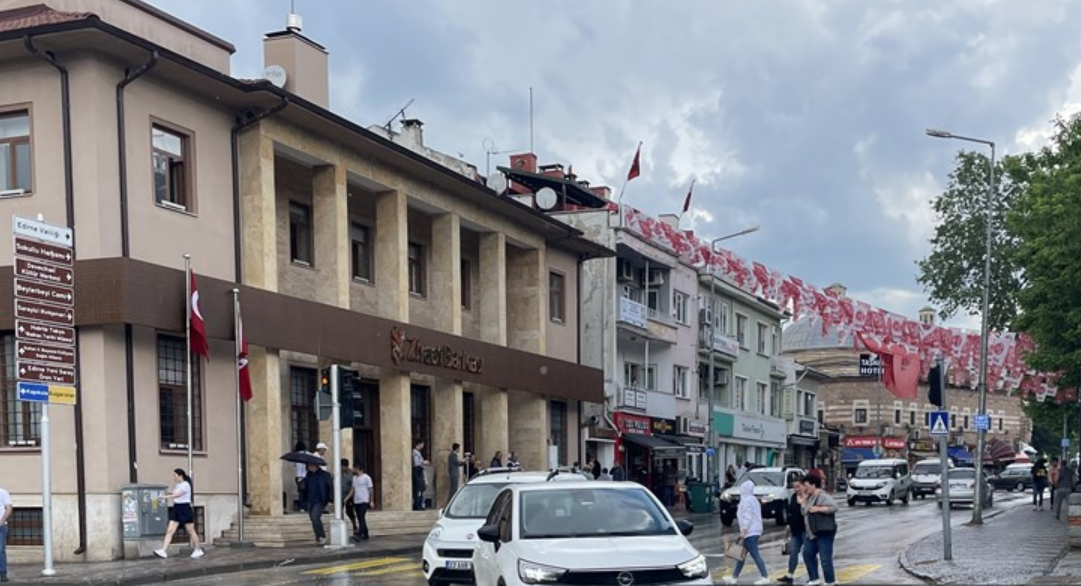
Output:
top-left (647, 306), bottom-right (675, 326)
top-left (698, 326), bottom-right (740, 357)
top-left (618, 298), bottom-right (648, 329)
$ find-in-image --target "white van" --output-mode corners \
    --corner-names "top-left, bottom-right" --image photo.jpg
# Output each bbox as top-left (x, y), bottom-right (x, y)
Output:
top-left (846, 458), bottom-right (912, 506)
top-left (911, 458), bottom-right (953, 499)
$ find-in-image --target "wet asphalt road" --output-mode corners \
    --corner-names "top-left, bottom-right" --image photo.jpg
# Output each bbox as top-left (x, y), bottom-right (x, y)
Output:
top-left (166, 490), bottom-right (1031, 585)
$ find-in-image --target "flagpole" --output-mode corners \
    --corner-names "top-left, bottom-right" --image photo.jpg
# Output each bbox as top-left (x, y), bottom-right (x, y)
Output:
top-left (616, 141), bottom-right (642, 228)
top-left (232, 288), bottom-right (247, 545)
top-left (184, 254), bottom-right (194, 477)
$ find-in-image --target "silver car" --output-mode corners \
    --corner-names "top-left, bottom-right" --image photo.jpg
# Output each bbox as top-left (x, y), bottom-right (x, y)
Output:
top-left (935, 468), bottom-right (993, 509)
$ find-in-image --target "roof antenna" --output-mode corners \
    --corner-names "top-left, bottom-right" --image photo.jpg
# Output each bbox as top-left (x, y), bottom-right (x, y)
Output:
top-left (384, 98), bottom-right (415, 131)
top-left (287, 0), bottom-right (302, 32)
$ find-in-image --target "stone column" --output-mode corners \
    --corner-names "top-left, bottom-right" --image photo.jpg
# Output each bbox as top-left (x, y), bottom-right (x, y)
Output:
top-left (379, 369), bottom-right (412, 511)
top-left (479, 232), bottom-right (506, 346)
top-left (507, 247), bottom-right (546, 353)
top-left (431, 213), bottom-right (462, 335)
top-left (432, 378), bottom-right (464, 507)
top-left (312, 163), bottom-right (350, 308)
top-left (478, 386), bottom-right (508, 471)
top-left (508, 389), bottom-right (548, 472)
top-left (246, 346), bottom-right (284, 516)
top-left (238, 129), bottom-right (277, 289)
top-left (376, 190), bottom-right (409, 321)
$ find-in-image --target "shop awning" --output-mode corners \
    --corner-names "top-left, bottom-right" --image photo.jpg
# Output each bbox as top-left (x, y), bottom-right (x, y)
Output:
top-left (948, 447), bottom-right (973, 464)
top-left (840, 447), bottom-right (876, 464)
top-left (622, 433), bottom-right (686, 456)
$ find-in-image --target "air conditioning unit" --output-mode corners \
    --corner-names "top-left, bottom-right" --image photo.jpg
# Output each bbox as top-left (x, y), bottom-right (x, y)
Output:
top-left (648, 269), bottom-right (665, 286)
top-left (699, 307), bottom-right (713, 326)
top-left (618, 260), bottom-right (634, 282)
top-left (677, 416), bottom-right (690, 435)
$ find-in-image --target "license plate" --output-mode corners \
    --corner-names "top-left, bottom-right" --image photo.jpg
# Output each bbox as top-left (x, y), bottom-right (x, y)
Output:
top-left (949, 484), bottom-right (966, 490)
top-left (446, 560), bottom-right (472, 570)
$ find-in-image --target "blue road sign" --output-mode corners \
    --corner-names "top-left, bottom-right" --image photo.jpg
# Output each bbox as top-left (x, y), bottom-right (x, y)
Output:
top-left (705, 447), bottom-right (716, 456)
top-left (1062, 438), bottom-right (1071, 448)
top-left (974, 414), bottom-right (990, 431)
top-left (17, 381), bottom-right (49, 403)
top-left (929, 411), bottom-right (950, 436)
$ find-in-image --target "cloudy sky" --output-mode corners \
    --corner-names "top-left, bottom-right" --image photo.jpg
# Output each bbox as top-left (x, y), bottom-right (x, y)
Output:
top-left (150, 0), bottom-right (1081, 331)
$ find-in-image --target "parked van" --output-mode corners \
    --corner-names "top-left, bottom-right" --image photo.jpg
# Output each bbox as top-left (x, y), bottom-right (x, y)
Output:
top-left (846, 458), bottom-right (912, 506)
top-left (911, 458), bottom-right (953, 499)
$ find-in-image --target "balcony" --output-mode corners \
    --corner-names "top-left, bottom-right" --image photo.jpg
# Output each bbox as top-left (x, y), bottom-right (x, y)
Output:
top-left (698, 326), bottom-right (740, 358)
top-left (619, 298), bottom-right (677, 344)
top-left (618, 297), bottom-right (648, 329)
top-left (647, 306), bottom-right (675, 326)
top-left (770, 355), bottom-right (787, 377)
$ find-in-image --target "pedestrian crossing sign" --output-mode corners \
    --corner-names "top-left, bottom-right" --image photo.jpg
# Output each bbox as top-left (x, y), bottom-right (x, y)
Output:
top-left (929, 410), bottom-right (950, 436)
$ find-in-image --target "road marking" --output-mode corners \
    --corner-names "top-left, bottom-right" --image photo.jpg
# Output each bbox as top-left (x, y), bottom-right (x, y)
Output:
top-left (712, 563), bottom-right (880, 583)
top-left (350, 562), bottom-right (422, 577)
top-left (302, 556), bottom-right (411, 575)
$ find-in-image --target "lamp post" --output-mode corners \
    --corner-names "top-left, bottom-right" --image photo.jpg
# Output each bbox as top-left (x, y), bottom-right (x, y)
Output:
top-left (704, 225), bottom-right (760, 485)
top-left (926, 128), bottom-right (995, 525)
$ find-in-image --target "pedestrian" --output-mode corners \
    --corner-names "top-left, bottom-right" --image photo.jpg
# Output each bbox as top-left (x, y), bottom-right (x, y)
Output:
top-left (778, 477), bottom-right (807, 584)
top-left (303, 461), bottom-right (333, 544)
top-left (801, 473), bottom-right (839, 586)
top-left (314, 442), bottom-right (329, 470)
top-left (507, 451), bottom-right (521, 470)
top-left (448, 443), bottom-right (463, 496)
top-left (592, 459), bottom-right (602, 480)
top-left (611, 463), bottom-right (625, 481)
top-left (1033, 457), bottom-right (1050, 511)
top-left (464, 452), bottom-right (481, 479)
top-left (599, 467), bottom-right (614, 481)
top-left (0, 482), bottom-right (12, 582)
top-left (293, 440), bottom-right (308, 512)
top-left (663, 464), bottom-right (677, 506)
top-left (340, 459), bottom-right (357, 535)
top-left (413, 440), bottom-right (429, 510)
top-left (347, 463), bottom-right (374, 541)
top-left (1055, 461), bottom-right (1077, 521)
top-left (490, 450), bottom-right (504, 469)
top-left (725, 464), bottom-right (737, 489)
top-left (721, 481), bottom-right (770, 585)
top-left (1050, 458), bottom-right (1061, 509)
top-left (572, 461), bottom-right (581, 473)
top-left (153, 469), bottom-right (205, 559)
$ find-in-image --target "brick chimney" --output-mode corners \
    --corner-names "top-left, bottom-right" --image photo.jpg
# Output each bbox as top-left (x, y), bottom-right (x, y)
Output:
top-left (509, 153), bottom-right (537, 174)
top-left (590, 186), bottom-right (613, 200)
top-left (263, 12), bottom-right (329, 108)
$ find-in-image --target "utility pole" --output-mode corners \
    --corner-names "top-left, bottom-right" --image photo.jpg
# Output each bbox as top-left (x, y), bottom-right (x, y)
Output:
top-left (937, 355), bottom-right (952, 560)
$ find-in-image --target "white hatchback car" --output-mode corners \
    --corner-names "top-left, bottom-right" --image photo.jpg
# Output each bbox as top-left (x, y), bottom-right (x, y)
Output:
top-left (472, 481), bottom-right (710, 586)
top-left (423, 469), bottom-right (584, 585)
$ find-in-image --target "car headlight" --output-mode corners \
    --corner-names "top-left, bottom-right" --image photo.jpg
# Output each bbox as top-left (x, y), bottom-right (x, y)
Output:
top-left (427, 527), bottom-right (442, 541)
top-left (759, 494), bottom-right (775, 502)
top-left (678, 555), bottom-right (709, 579)
top-left (875, 482), bottom-right (887, 489)
top-left (519, 560), bottom-right (567, 584)
top-left (720, 493), bottom-right (733, 501)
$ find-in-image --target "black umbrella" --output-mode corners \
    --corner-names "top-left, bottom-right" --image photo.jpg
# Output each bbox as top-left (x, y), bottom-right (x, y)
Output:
top-left (281, 451), bottom-right (326, 466)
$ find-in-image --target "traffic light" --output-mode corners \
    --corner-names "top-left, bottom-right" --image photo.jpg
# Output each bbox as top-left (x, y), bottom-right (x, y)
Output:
top-left (339, 368), bottom-right (360, 428)
top-left (316, 367), bottom-right (333, 421)
top-left (928, 363), bottom-right (944, 407)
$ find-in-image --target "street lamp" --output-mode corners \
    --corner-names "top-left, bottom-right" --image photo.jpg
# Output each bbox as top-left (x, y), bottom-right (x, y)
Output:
top-left (704, 225), bottom-right (760, 486)
top-left (926, 128), bottom-right (995, 525)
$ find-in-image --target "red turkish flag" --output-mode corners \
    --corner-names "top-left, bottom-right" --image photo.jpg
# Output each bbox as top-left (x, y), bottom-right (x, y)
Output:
top-left (627, 144), bottom-right (642, 181)
top-left (681, 180), bottom-right (695, 214)
top-left (237, 304), bottom-right (252, 402)
top-left (189, 271), bottom-right (209, 359)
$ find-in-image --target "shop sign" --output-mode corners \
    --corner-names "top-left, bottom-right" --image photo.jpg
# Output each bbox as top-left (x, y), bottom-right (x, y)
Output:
top-left (687, 420), bottom-right (708, 437)
top-left (614, 412), bottom-right (651, 436)
top-left (390, 326), bottom-right (484, 374)
top-left (799, 419), bottom-right (817, 436)
top-left (651, 417), bottom-right (677, 435)
top-left (845, 435), bottom-right (905, 450)
top-left (620, 387), bottom-right (647, 410)
top-left (715, 410), bottom-right (786, 445)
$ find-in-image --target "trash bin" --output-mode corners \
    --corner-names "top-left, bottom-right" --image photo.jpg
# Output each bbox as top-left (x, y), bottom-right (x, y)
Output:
top-left (687, 482), bottom-right (714, 513)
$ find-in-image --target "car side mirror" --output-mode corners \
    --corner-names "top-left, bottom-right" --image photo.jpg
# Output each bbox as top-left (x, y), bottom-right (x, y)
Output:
top-left (437, 508), bottom-right (445, 518)
top-left (477, 524), bottom-right (501, 544)
top-left (677, 519), bottom-right (694, 537)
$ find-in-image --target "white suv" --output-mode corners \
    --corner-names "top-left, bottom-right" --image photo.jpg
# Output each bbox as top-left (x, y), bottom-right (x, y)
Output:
top-left (472, 481), bottom-right (710, 586)
top-left (423, 469), bottom-right (583, 585)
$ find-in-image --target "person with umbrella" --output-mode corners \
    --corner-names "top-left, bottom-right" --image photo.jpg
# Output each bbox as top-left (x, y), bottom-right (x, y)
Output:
top-left (281, 450), bottom-right (332, 544)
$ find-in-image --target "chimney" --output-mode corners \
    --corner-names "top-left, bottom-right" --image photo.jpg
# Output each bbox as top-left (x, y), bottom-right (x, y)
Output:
top-left (400, 119), bottom-right (424, 149)
top-left (826, 283), bottom-right (847, 298)
top-left (263, 12), bottom-right (329, 108)
top-left (658, 214), bottom-right (680, 229)
top-left (919, 306), bottom-right (936, 326)
top-left (509, 153), bottom-right (537, 173)
top-left (538, 163), bottom-right (565, 179)
top-left (590, 186), bottom-right (613, 200)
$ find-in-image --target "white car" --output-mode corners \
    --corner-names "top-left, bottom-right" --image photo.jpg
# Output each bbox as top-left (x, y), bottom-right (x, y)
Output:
top-left (846, 458), bottom-right (912, 506)
top-left (472, 481), bottom-right (710, 586)
top-left (936, 468), bottom-right (994, 509)
top-left (423, 469), bottom-right (583, 585)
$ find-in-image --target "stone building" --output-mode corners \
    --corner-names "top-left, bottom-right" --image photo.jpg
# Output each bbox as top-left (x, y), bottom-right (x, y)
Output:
top-left (0, 0), bottom-right (606, 562)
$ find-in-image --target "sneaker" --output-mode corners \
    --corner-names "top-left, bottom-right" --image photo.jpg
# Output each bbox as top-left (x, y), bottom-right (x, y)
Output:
top-left (191, 548), bottom-right (205, 559)
top-left (721, 577), bottom-right (737, 585)
top-left (807, 581), bottom-right (824, 586)
top-left (754, 579), bottom-right (772, 585)
top-left (777, 577), bottom-right (794, 584)
top-left (316, 537), bottom-right (326, 545)
top-left (153, 549), bottom-right (167, 559)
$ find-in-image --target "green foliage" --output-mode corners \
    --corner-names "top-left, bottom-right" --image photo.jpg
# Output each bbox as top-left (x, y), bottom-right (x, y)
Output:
top-left (1022, 398), bottom-right (1079, 456)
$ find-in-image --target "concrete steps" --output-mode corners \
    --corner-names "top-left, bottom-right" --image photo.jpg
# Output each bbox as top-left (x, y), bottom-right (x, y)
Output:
top-left (213, 510), bottom-right (436, 547)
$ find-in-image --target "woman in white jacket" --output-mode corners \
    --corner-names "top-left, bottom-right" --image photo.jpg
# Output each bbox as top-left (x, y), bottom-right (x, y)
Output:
top-left (723, 480), bottom-right (771, 585)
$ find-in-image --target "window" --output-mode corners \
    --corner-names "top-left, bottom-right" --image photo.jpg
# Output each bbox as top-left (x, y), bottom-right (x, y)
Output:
top-left (289, 203), bottom-right (312, 264)
top-left (1, 334), bottom-right (41, 447)
top-left (756, 382), bottom-right (768, 415)
top-left (350, 223), bottom-right (372, 281)
top-left (772, 327), bottom-right (780, 355)
top-left (408, 242), bottom-right (426, 296)
top-left (817, 409), bottom-right (824, 424)
top-left (461, 259), bottom-right (472, 310)
top-left (673, 366), bottom-right (689, 399)
top-left (289, 367), bottom-right (318, 450)
top-left (0, 110), bottom-right (31, 194)
top-left (803, 392), bottom-right (815, 418)
top-left (550, 400), bottom-right (567, 467)
top-left (673, 291), bottom-right (689, 324)
top-left (647, 289), bottom-right (660, 312)
top-left (963, 415), bottom-right (970, 430)
top-left (717, 302), bottom-right (729, 335)
top-left (771, 382), bottom-right (784, 418)
top-left (152, 124), bottom-right (191, 209)
top-left (757, 323), bottom-right (769, 354)
top-left (733, 377), bottom-right (747, 411)
top-left (462, 392), bottom-right (475, 455)
top-left (736, 314), bottom-right (748, 347)
top-left (549, 271), bottom-right (565, 323)
top-left (909, 410), bottom-right (916, 426)
top-left (624, 362), bottom-right (642, 388)
top-left (998, 415), bottom-right (1003, 431)
top-left (6, 508), bottom-right (43, 545)
top-left (894, 409), bottom-right (902, 425)
top-left (854, 408), bottom-right (868, 424)
top-left (158, 335), bottom-right (203, 451)
top-left (411, 385), bottom-right (432, 451)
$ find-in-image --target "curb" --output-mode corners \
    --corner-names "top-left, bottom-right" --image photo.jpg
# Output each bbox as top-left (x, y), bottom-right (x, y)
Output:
top-left (897, 507), bottom-right (1021, 585)
top-left (15, 543), bottom-right (422, 586)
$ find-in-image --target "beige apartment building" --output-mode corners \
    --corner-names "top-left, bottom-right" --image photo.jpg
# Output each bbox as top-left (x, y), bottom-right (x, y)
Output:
top-left (0, 0), bottom-right (606, 562)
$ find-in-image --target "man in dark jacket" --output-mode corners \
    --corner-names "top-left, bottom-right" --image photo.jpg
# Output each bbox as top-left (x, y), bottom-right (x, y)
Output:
top-left (777, 477), bottom-right (807, 584)
top-left (303, 462), bottom-right (333, 544)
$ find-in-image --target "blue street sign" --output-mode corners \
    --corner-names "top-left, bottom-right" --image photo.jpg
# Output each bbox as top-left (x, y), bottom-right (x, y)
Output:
top-left (1062, 438), bottom-right (1071, 448)
top-left (929, 411), bottom-right (950, 436)
top-left (17, 381), bottom-right (49, 403)
top-left (705, 447), bottom-right (716, 456)
top-left (974, 414), bottom-right (990, 431)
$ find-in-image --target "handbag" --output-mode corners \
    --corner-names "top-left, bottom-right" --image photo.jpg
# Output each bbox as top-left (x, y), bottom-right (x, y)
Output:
top-left (808, 512), bottom-right (837, 535)
top-left (724, 538), bottom-right (748, 561)
top-left (781, 535), bottom-right (791, 555)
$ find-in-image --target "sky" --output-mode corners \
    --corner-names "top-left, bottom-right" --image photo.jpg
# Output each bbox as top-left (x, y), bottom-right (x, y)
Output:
top-left (148, 0), bottom-right (1081, 331)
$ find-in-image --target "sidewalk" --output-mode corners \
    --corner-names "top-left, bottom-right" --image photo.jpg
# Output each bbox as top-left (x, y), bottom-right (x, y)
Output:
top-left (900, 504), bottom-right (1067, 585)
top-left (4, 534), bottom-right (422, 586)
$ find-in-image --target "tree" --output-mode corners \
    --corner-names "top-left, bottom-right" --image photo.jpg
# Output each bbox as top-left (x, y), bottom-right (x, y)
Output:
top-left (1022, 398), bottom-right (1078, 457)
top-left (916, 151), bottom-right (1028, 331)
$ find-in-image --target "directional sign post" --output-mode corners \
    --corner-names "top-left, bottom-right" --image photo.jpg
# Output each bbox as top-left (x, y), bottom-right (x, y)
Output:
top-left (13, 215), bottom-right (76, 578)
top-left (974, 414), bottom-right (990, 432)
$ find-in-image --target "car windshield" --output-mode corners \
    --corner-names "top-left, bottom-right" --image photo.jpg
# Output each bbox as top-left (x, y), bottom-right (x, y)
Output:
top-left (855, 466), bottom-right (893, 479)
top-left (913, 463), bottom-right (940, 475)
top-left (445, 483), bottom-right (508, 519)
top-left (946, 469), bottom-right (975, 480)
top-left (739, 470), bottom-right (784, 487)
top-left (519, 487), bottom-right (676, 539)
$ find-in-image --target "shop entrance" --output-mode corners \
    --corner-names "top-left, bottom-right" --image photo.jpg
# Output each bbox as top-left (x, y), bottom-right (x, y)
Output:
top-left (350, 379), bottom-right (381, 507)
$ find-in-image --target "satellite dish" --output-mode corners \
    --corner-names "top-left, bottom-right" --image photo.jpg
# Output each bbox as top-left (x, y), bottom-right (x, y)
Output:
top-left (263, 65), bottom-right (288, 88)
top-left (487, 172), bottom-right (508, 194)
top-left (535, 187), bottom-right (558, 210)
